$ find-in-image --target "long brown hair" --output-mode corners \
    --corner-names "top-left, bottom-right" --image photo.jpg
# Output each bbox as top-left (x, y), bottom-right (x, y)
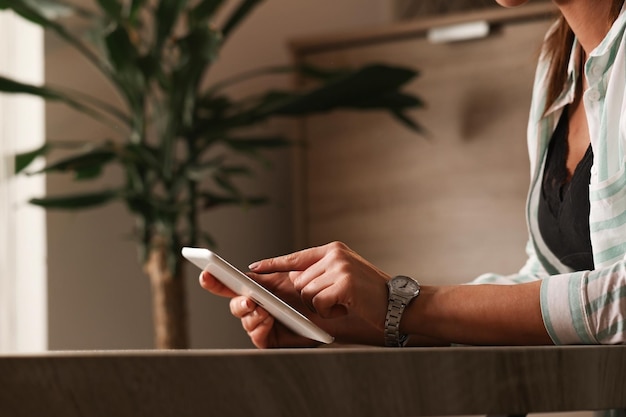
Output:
top-left (543, 0), bottom-right (625, 113)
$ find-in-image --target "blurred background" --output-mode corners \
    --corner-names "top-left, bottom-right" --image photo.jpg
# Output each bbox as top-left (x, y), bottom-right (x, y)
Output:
top-left (1, 0), bottom-right (554, 352)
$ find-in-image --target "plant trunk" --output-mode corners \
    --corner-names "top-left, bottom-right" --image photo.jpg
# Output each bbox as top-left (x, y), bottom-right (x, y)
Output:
top-left (144, 241), bottom-right (189, 349)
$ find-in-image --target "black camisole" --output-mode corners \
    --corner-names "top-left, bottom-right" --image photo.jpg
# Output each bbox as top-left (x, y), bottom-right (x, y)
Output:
top-left (537, 107), bottom-right (594, 271)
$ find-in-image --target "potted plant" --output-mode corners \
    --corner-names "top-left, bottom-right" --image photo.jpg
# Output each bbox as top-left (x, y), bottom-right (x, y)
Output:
top-left (0, 0), bottom-right (423, 349)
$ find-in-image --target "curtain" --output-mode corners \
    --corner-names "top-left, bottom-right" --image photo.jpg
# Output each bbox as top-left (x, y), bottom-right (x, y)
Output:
top-left (0, 11), bottom-right (46, 352)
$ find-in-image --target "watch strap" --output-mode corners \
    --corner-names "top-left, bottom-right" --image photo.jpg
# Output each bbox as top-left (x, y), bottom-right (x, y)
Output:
top-left (384, 295), bottom-right (411, 347)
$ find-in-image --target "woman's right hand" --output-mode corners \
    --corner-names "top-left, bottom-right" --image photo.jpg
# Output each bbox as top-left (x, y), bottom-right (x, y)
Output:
top-left (199, 242), bottom-right (392, 348)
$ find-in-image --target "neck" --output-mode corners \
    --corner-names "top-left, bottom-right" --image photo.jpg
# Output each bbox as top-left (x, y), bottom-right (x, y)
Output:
top-left (553, 0), bottom-right (619, 55)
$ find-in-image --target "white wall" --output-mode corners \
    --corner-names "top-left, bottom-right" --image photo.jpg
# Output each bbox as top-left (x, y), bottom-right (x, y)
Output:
top-left (45, 0), bottom-right (392, 350)
top-left (0, 12), bottom-right (47, 352)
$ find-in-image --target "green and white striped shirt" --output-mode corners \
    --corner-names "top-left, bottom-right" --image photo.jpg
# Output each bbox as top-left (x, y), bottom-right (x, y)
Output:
top-left (473, 6), bottom-right (626, 344)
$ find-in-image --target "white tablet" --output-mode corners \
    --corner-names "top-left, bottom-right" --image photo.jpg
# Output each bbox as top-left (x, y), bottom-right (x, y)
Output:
top-left (182, 247), bottom-right (334, 344)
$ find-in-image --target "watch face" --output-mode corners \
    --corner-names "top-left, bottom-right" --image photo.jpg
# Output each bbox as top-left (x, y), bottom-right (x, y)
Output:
top-left (390, 276), bottom-right (420, 296)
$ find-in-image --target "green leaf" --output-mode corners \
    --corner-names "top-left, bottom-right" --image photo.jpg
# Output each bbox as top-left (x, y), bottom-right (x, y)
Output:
top-left (343, 91), bottom-right (424, 110)
top-left (0, 76), bottom-right (117, 125)
top-left (122, 143), bottom-right (162, 172)
top-left (221, 0), bottom-right (263, 39)
top-left (213, 171), bottom-right (240, 196)
top-left (104, 26), bottom-right (139, 71)
top-left (124, 194), bottom-right (153, 220)
top-left (207, 65), bottom-right (297, 94)
top-left (205, 64), bottom-right (347, 97)
top-left (221, 165), bottom-right (253, 176)
top-left (95, 0), bottom-right (122, 20)
top-left (391, 110), bottom-right (425, 134)
top-left (124, 194), bottom-right (184, 225)
top-left (224, 136), bottom-right (290, 151)
top-left (136, 52), bottom-right (161, 83)
top-left (179, 26), bottom-right (222, 70)
top-left (195, 95), bottom-right (234, 122)
top-left (103, 25), bottom-right (145, 109)
top-left (296, 64), bottom-right (351, 81)
top-left (0, 0), bottom-right (61, 27)
top-left (199, 191), bottom-right (267, 210)
top-left (263, 64), bottom-right (419, 116)
top-left (2, 0), bottom-right (75, 20)
top-left (128, 0), bottom-right (147, 20)
top-left (30, 189), bottom-right (120, 210)
top-left (36, 148), bottom-right (117, 180)
top-left (194, 92), bottom-right (290, 134)
top-left (73, 165), bottom-right (106, 180)
top-left (200, 70), bottom-right (421, 133)
top-left (185, 159), bottom-right (223, 181)
top-left (14, 144), bottom-right (51, 174)
top-left (189, 0), bottom-right (226, 25)
top-left (224, 136), bottom-right (294, 167)
top-left (155, 0), bottom-right (190, 52)
top-left (0, 75), bottom-right (68, 100)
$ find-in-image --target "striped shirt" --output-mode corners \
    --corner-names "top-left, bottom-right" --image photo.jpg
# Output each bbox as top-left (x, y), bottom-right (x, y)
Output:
top-left (472, 6), bottom-right (626, 345)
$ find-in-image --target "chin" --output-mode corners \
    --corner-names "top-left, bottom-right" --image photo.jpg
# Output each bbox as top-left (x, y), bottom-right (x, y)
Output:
top-left (496, 0), bottom-right (530, 6)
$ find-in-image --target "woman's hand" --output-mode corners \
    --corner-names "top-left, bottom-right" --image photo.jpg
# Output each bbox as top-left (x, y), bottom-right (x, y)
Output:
top-left (199, 269), bottom-right (322, 348)
top-left (199, 241), bottom-right (391, 348)
top-left (249, 242), bottom-right (390, 330)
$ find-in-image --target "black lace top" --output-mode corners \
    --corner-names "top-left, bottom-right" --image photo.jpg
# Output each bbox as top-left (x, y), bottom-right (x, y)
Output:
top-left (537, 107), bottom-right (594, 271)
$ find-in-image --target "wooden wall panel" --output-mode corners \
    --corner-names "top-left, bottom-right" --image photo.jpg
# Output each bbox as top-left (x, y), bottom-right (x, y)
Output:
top-left (393, 0), bottom-right (551, 20)
top-left (293, 7), bottom-right (555, 285)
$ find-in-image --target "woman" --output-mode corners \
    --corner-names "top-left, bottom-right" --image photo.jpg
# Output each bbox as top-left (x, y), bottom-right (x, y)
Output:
top-left (200, 0), bottom-right (626, 349)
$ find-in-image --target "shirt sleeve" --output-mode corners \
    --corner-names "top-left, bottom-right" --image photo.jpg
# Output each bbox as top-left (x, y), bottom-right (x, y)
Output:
top-left (540, 261), bottom-right (626, 344)
top-left (471, 241), bottom-right (626, 344)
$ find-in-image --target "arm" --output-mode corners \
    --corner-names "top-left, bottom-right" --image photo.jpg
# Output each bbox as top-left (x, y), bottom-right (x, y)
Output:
top-left (472, 241), bottom-right (626, 344)
top-left (201, 241), bottom-right (626, 347)
top-left (406, 239), bottom-right (551, 345)
top-left (245, 241), bottom-right (554, 347)
top-left (404, 282), bottom-right (552, 345)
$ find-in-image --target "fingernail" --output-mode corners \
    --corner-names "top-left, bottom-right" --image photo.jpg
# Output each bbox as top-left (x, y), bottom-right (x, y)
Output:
top-left (248, 262), bottom-right (259, 271)
top-left (241, 299), bottom-right (249, 309)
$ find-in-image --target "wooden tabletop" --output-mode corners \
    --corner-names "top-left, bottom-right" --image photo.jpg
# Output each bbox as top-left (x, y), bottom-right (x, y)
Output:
top-left (1, 346), bottom-right (625, 417)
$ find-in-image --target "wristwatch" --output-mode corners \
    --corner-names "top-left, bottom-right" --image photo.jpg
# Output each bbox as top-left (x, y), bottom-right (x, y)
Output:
top-left (384, 275), bottom-right (421, 347)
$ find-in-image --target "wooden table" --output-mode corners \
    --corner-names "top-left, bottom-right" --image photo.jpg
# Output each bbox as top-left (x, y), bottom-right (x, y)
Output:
top-left (1, 346), bottom-right (625, 417)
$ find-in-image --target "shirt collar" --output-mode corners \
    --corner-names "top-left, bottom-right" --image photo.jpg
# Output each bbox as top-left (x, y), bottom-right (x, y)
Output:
top-left (545, 3), bottom-right (626, 115)
top-left (589, 1), bottom-right (626, 59)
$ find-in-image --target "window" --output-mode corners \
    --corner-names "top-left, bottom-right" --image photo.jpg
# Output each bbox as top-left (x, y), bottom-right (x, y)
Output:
top-left (0, 11), bottom-right (46, 352)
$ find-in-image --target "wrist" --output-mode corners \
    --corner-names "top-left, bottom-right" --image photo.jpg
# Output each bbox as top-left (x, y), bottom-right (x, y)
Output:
top-left (399, 284), bottom-right (439, 337)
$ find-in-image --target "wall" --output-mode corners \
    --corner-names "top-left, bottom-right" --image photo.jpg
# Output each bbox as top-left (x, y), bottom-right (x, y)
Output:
top-left (295, 8), bottom-right (548, 285)
top-left (45, 0), bottom-right (392, 350)
top-left (394, 0), bottom-right (550, 19)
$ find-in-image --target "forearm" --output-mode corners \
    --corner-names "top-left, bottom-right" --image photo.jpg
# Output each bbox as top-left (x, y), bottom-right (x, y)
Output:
top-left (403, 281), bottom-right (553, 345)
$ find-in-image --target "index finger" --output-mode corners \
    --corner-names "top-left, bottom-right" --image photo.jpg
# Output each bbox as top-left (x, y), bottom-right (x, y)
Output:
top-left (248, 241), bottom-right (347, 273)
